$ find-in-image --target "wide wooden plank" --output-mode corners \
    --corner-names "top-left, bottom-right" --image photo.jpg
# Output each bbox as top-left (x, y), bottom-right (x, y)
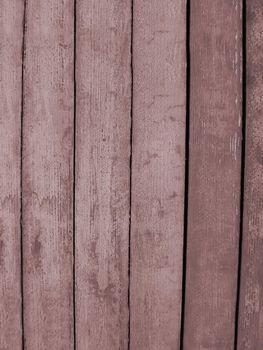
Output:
top-left (22, 1), bottom-right (74, 349)
top-left (183, 1), bottom-right (242, 349)
top-left (130, 1), bottom-right (186, 349)
top-left (75, 1), bottom-right (131, 348)
top-left (237, 1), bottom-right (263, 348)
top-left (0, 1), bottom-right (24, 348)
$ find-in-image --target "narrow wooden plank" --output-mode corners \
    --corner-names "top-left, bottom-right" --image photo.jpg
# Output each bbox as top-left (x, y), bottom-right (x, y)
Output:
top-left (22, 1), bottom-right (74, 348)
top-left (75, 1), bottom-right (131, 348)
top-left (0, 1), bottom-right (24, 348)
top-left (184, 1), bottom-right (242, 349)
top-left (237, 2), bottom-right (263, 348)
top-left (130, 1), bottom-right (186, 349)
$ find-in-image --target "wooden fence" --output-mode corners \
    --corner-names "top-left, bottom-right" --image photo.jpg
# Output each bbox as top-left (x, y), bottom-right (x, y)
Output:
top-left (0, 0), bottom-right (261, 349)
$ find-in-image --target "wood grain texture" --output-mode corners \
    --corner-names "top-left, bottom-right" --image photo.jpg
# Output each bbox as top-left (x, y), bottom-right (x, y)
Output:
top-left (130, 1), bottom-right (186, 349)
top-left (237, 1), bottom-right (263, 349)
top-left (0, 1), bottom-right (24, 348)
top-left (22, 0), bottom-right (74, 349)
top-left (183, 1), bottom-right (243, 349)
top-left (75, 1), bottom-right (131, 349)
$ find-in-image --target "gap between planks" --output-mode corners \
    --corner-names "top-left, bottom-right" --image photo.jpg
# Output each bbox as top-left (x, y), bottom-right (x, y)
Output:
top-left (180, 0), bottom-right (191, 348)
top-left (128, 0), bottom-right (134, 349)
top-left (234, 0), bottom-right (247, 348)
top-left (20, 0), bottom-right (28, 348)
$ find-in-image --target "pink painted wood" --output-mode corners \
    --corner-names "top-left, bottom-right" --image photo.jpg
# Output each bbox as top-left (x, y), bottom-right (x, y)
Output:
top-left (1, 1), bottom-right (261, 349)
top-left (130, 1), bottom-right (186, 349)
top-left (183, 1), bottom-right (243, 349)
top-left (75, 0), bottom-right (131, 348)
top-left (22, 1), bottom-right (74, 349)
top-left (237, 1), bottom-right (263, 348)
top-left (0, 1), bottom-right (24, 348)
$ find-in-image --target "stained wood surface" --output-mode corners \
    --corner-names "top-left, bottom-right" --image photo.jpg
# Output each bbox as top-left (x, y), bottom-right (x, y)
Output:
top-left (183, 1), bottom-right (243, 349)
top-left (1, 1), bottom-right (262, 348)
top-left (0, 1), bottom-right (24, 348)
top-left (237, 1), bottom-right (263, 349)
top-left (75, 1), bottom-right (131, 349)
top-left (130, 1), bottom-right (186, 349)
top-left (22, 1), bottom-right (74, 349)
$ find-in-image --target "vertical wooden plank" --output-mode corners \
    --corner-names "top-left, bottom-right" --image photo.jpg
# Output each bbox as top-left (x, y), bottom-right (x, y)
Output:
top-left (237, 1), bottom-right (263, 349)
top-left (22, 1), bottom-right (74, 349)
top-left (75, 1), bottom-right (131, 349)
top-left (0, 1), bottom-right (24, 348)
top-left (130, 1), bottom-right (186, 349)
top-left (184, 1), bottom-right (242, 349)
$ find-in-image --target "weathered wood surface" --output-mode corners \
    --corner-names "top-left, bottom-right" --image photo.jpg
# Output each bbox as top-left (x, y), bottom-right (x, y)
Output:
top-left (75, 1), bottom-right (131, 349)
top-left (183, 1), bottom-right (243, 349)
top-left (130, 1), bottom-right (186, 349)
top-left (0, 1), bottom-right (24, 348)
top-left (1, 0), bottom-right (262, 348)
top-left (22, 1), bottom-right (74, 349)
top-left (237, 1), bottom-right (263, 349)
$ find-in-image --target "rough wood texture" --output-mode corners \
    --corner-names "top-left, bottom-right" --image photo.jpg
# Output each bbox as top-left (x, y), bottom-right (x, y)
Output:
top-left (75, 1), bottom-right (131, 349)
top-left (183, 1), bottom-right (243, 349)
top-left (0, 1), bottom-right (24, 348)
top-left (2, 1), bottom-right (262, 348)
top-left (130, 1), bottom-right (186, 349)
top-left (237, 1), bottom-right (263, 349)
top-left (22, 1), bottom-right (74, 349)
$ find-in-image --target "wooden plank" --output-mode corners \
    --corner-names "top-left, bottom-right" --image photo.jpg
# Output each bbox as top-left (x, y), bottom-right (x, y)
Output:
top-left (130, 1), bottom-right (186, 349)
top-left (75, 0), bottom-right (131, 348)
top-left (0, 1), bottom-right (24, 348)
top-left (237, 1), bottom-right (263, 348)
top-left (22, 1), bottom-right (74, 348)
top-left (183, 1), bottom-right (242, 349)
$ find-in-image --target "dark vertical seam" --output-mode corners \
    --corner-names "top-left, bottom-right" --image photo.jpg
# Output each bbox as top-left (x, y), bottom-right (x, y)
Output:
top-left (20, 1), bottom-right (27, 348)
top-left (234, 0), bottom-right (246, 349)
top-left (128, 0), bottom-right (134, 349)
top-left (73, 0), bottom-right (77, 349)
top-left (179, 0), bottom-right (191, 349)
